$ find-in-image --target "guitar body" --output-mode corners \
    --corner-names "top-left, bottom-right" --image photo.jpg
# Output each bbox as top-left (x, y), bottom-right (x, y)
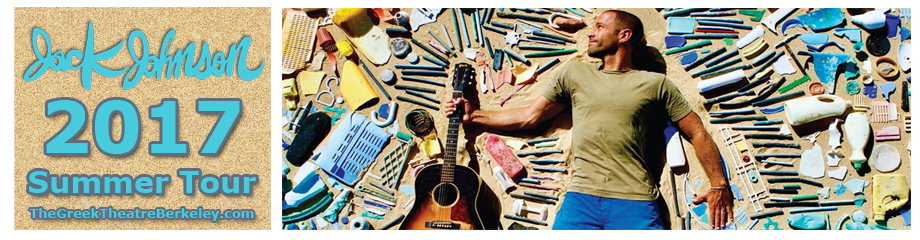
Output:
top-left (400, 63), bottom-right (496, 230)
top-left (400, 164), bottom-right (485, 230)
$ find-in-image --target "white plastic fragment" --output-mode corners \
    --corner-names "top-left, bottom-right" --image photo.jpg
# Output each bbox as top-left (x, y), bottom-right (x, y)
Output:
top-left (800, 145), bottom-right (826, 179)
top-left (898, 43), bottom-right (910, 72)
top-left (736, 25), bottom-right (765, 49)
top-left (779, 124), bottom-right (792, 135)
top-left (464, 48), bottom-right (479, 60)
top-left (762, 8), bottom-right (797, 34)
top-left (773, 52), bottom-right (798, 75)
top-left (827, 119), bottom-right (842, 151)
top-left (851, 10), bottom-right (886, 30)
top-left (410, 8), bottom-right (442, 32)
top-left (697, 69), bottom-right (746, 93)
top-left (828, 167), bottom-right (847, 180)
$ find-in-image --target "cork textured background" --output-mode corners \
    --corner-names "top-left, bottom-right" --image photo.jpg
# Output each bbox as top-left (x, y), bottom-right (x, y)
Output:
top-left (282, 8), bottom-right (910, 230)
top-left (15, 7), bottom-right (271, 229)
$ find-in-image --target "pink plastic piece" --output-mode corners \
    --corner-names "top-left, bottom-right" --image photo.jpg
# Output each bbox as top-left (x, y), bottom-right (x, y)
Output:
top-left (484, 134), bottom-right (525, 180)
top-left (874, 126), bottom-right (901, 141)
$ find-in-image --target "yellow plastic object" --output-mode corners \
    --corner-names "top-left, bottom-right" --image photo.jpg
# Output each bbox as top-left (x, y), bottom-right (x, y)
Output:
top-left (512, 63), bottom-right (540, 85)
top-left (340, 60), bottom-right (379, 110)
top-left (332, 8), bottom-right (391, 65)
top-left (419, 132), bottom-right (442, 158)
top-left (741, 38), bottom-right (768, 59)
top-left (282, 78), bottom-right (298, 98)
top-left (298, 71), bottom-right (325, 96)
top-left (871, 174), bottom-right (909, 222)
top-left (336, 40), bottom-right (355, 58)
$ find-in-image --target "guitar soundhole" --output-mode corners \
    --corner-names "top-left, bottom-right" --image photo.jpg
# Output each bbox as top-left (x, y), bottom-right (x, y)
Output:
top-left (432, 183), bottom-right (460, 207)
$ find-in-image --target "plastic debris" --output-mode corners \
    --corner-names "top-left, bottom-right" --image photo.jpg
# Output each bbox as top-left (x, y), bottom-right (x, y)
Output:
top-left (798, 8), bottom-right (845, 31)
top-left (869, 144), bottom-right (900, 172)
top-left (799, 145), bottom-right (825, 179)
top-left (852, 10), bottom-right (886, 29)
top-left (680, 52), bottom-right (699, 65)
top-left (898, 43), bottom-right (911, 72)
top-left (872, 174), bottom-right (910, 222)
top-left (761, 8), bottom-right (797, 34)
top-left (828, 167), bottom-right (847, 180)
top-left (817, 187), bottom-right (831, 199)
top-left (781, 19), bottom-right (804, 35)
top-left (410, 8), bottom-right (442, 32)
top-left (788, 213), bottom-right (827, 230)
top-left (665, 36), bottom-right (687, 48)
top-left (833, 183), bottom-right (846, 195)
top-left (736, 25), bottom-right (765, 49)
top-left (864, 85), bottom-right (877, 98)
top-left (845, 179), bottom-right (870, 195)
top-left (834, 28), bottom-right (862, 43)
top-left (866, 34), bottom-right (891, 56)
top-left (800, 51), bottom-right (850, 93)
top-left (773, 53), bottom-right (797, 75)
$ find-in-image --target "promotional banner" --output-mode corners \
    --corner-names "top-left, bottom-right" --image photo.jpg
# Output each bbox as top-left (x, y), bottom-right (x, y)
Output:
top-left (279, 8), bottom-right (911, 230)
top-left (14, 7), bottom-right (270, 229)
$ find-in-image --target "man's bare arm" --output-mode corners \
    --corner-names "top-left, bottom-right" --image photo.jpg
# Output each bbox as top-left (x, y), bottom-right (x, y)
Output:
top-left (676, 110), bottom-right (734, 229)
top-left (444, 95), bottom-right (565, 130)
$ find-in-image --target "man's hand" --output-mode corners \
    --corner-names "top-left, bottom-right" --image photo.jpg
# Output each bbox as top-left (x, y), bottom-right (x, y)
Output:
top-left (692, 186), bottom-right (734, 230)
top-left (443, 98), bottom-right (473, 123)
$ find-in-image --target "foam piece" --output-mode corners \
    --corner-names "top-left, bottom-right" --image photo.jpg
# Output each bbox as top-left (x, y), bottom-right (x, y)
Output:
top-left (697, 69), bottom-right (745, 93)
top-left (286, 113), bottom-right (332, 166)
top-left (484, 134), bottom-right (526, 180)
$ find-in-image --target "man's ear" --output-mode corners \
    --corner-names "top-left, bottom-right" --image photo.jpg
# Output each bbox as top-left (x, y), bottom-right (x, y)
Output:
top-left (618, 29), bottom-right (633, 45)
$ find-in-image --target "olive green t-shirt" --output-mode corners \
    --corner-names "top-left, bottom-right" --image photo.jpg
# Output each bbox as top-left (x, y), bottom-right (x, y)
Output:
top-left (541, 61), bottom-right (692, 201)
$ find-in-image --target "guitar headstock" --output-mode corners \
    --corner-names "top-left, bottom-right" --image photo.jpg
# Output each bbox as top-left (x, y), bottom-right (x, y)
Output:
top-left (451, 63), bottom-right (476, 94)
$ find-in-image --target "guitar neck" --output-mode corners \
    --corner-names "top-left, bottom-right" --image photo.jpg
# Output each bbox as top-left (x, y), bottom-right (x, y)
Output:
top-left (441, 90), bottom-right (463, 183)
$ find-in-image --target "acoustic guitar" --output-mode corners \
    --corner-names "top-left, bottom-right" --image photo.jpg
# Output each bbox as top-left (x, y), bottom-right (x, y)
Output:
top-left (401, 63), bottom-right (489, 230)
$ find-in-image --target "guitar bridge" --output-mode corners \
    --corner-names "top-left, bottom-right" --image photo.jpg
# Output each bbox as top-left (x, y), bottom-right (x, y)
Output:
top-left (425, 221), bottom-right (461, 229)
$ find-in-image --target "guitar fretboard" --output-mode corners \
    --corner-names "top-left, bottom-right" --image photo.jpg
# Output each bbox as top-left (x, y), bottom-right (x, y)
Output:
top-left (440, 90), bottom-right (463, 183)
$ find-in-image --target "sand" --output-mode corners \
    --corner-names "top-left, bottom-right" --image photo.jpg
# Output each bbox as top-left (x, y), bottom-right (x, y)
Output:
top-left (283, 8), bottom-right (910, 230)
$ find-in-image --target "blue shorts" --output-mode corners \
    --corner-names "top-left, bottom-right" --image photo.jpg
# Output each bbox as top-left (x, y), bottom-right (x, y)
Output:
top-left (552, 192), bottom-right (664, 230)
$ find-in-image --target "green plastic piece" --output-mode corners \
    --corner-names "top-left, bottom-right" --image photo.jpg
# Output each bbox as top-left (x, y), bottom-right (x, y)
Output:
top-left (739, 9), bottom-right (766, 21)
top-left (523, 49), bottom-right (577, 58)
top-left (763, 217), bottom-right (782, 230)
top-left (665, 40), bottom-right (712, 55)
top-left (792, 194), bottom-right (819, 201)
top-left (534, 142), bottom-right (556, 148)
top-left (748, 169), bottom-right (759, 183)
top-left (787, 213), bottom-right (827, 230)
top-left (722, 38), bottom-right (734, 45)
top-left (779, 75), bottom-right (811, 93)
top-left (783, 184), bottom-right (801, 189)
top-left (846, 80), bottom-right (861, 95)
top-left (854, 197), bottom-right (867, 207)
